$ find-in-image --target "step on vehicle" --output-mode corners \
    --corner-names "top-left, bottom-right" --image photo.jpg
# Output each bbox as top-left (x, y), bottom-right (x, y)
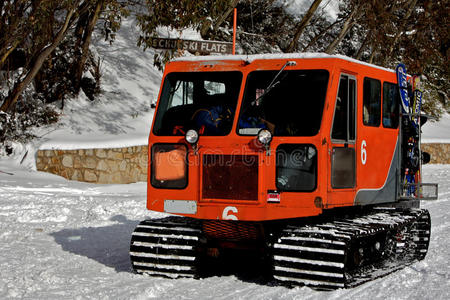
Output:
top-left (130, 53), bottom-right (438, 289)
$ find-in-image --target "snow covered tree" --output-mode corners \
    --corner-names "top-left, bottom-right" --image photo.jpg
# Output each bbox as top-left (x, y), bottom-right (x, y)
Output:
top-left (285, 0), bottom-right (323, 53)
top-left (0, 1), bottom-right (78, 113)
top-left (0, 0), bottom-right (130, 143)
top-left (356, 0), bottom-right (449, 117)
top-left (136, 0), bottom-right (240, 68)
top-left (235, 0), bottom-right (289, 54)
top-left (135, 0), bottom-right (448, 117)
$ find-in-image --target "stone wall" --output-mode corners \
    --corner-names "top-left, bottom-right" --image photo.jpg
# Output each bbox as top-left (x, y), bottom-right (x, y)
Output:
top-left (36, 146), bottom-right (148, 184)
top-left (422, 143), bottom-right (450, 164)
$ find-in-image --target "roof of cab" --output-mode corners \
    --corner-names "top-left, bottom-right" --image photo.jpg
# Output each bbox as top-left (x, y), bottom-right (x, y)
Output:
top-left (173, 52), bottom-right (395, 74)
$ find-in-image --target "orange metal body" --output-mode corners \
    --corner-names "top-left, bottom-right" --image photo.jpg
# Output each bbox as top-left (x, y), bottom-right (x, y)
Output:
top-left (146, 55), bottom-right (400, 222)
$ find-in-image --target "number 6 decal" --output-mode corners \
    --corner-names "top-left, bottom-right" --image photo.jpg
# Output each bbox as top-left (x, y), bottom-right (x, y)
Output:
top-left (361, 140), bottom-right (367, 165)
top-left (222, 206), bottom-right (238, 220)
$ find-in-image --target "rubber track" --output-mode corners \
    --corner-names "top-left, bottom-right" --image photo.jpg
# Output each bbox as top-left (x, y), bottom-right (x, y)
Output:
top-left (272, 209), bottom-right (431, 289)
top-left (130, 216), bottom-right (202, 279)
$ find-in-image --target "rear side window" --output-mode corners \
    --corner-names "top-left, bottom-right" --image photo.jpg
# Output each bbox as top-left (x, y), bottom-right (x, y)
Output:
top-left (363, 78), bottom-right (381, 127)
top-left (383, 82), bottom-right (399, 129)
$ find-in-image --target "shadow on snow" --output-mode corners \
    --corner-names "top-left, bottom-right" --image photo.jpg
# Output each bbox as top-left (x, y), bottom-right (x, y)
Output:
top-left (50, 215), bottom-right (139, 273)
top-left (50, 215), bottom-right (274, 286)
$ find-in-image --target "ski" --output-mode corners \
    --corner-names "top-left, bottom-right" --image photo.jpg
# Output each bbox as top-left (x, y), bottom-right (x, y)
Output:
top-left (396, 64), bottom-right (427, 198)
top-left (411, 75), bottom-right (424, 195)
top-left (0, 170), bottom-right (14, 175)
top-left (396, 63), bottom-right (411, 116)
top-left (411, 75), bottom-right (424, 128)
top-left (397, 63), bottom-right (416, 197)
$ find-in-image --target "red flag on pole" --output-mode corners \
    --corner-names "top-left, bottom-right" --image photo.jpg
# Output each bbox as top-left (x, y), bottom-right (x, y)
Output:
top-left (233, 8), bottom-right (237, 55)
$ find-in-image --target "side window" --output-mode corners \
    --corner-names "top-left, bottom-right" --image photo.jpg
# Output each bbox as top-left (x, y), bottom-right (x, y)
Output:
top-left (204, 81), bottom-right (226, 95)
top-left (383, 82), bottom-right (399, 129)
top-left (332, 75), bottom-right (356, 142)
top-left (363, 78), bottom-right (381, 127)
top-left (169, 81), bottom-right (194, 107)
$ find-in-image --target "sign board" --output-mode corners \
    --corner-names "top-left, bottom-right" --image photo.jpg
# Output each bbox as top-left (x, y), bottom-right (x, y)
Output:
top-left (150, 37), bottom-right (233, 55)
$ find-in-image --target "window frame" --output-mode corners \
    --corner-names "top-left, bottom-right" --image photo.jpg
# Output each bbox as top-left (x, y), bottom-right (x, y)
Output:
top-left (330, 73), bottom-right (357, 144)
top-left (275, 144), bottom-right (318, 193)
top-left (236, 69), bottom-right (330, 137)
top-left (382, 81), bottom-right (400, 129)
top-left (362, 77), bottom-right (382, 127)
top-left (152, 71), bottom-right (243, 136)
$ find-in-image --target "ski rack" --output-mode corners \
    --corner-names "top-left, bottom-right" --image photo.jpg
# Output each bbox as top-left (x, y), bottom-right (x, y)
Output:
top-left (399, 183), bottom-right (438, 200)
top-left (397, 112), bottom-right (439, 201)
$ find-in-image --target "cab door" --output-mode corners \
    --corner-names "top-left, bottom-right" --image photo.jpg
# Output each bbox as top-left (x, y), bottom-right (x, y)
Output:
top-left (327, 73), bottom-right (357, 207)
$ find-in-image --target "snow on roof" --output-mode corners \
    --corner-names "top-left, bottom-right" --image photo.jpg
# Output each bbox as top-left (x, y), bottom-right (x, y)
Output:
top-left (173, 52), bottom-right (396, 73)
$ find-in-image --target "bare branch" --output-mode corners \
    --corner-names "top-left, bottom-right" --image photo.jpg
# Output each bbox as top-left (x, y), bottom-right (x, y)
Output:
top-left (285, 0), bottom-right (323, 53)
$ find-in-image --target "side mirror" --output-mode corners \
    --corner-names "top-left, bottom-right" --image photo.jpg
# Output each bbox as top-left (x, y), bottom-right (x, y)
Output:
top-left (422, 151), bottom-right (431, 165)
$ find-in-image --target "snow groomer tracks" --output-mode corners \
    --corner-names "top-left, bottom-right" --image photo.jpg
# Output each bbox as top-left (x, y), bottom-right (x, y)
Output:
top-left (130, 217), bottom-right (202, 278)
top-left (272, 209), bottom-right (431, 289)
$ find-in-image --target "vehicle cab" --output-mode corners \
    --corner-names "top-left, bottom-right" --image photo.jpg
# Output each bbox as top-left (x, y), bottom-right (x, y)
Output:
top-left (147, 53), bottom-right (401, 221)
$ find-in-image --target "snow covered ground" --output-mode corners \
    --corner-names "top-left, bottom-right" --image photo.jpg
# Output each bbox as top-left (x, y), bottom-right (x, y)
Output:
top-left (0, 159), bottom-right (449, 299)
top-left (422, 113), bottom-right (450, 144)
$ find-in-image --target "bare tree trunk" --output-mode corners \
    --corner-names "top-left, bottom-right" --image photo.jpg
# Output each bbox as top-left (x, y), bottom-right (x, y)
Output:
top-left (200, 0), bottom-right (239, 38)
top-left (73, 0), bottom-right (103, 94)
top-left (325, 6), bottom-right (359, 54)
top-left (285, 0), bottom-right (323, 53)
top-left (355, 29), bottom-right (371, 60)
top-left (0, 2), bottom-right (28, 70)
top-left (0, 41), bottom-right (20, 70)
top-left (368, 44), bottom-right (377, 64)
top-left (213, 0), bottom-right (239, 32)
top-left (73, 1), bottom-right (90, 50)
top-left (383, 0), bottom-right (418, 64)
top-left (0, 7), bottom-right (75, 113)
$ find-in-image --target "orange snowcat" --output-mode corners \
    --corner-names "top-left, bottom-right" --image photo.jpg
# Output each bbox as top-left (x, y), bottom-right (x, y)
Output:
top-left (130, 53), bottom-right (438, 289)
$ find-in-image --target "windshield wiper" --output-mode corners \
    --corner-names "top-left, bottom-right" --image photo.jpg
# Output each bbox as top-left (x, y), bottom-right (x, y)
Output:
top-left (250, 60), bottom-right (297, 106)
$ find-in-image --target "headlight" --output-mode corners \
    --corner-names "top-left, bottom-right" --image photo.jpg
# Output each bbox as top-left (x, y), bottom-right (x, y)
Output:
top-left (185, 129), bottom-right (199, 144)
top-left (151, 144), bottom-right (187, 189)
top-left (257, 129), bottom-right (272, 145)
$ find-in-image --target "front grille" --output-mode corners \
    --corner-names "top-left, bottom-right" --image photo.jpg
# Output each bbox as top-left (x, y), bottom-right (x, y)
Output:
top-left (202, 154), bottom-right (258, 201)
top-left (202, 220), bottom-right (263, 241)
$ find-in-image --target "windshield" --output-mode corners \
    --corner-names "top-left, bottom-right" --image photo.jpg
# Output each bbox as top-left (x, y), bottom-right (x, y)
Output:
top-left (153, 72), bottom-right (242, 136)
top-left (238, 69), bottom-right (329, 136)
